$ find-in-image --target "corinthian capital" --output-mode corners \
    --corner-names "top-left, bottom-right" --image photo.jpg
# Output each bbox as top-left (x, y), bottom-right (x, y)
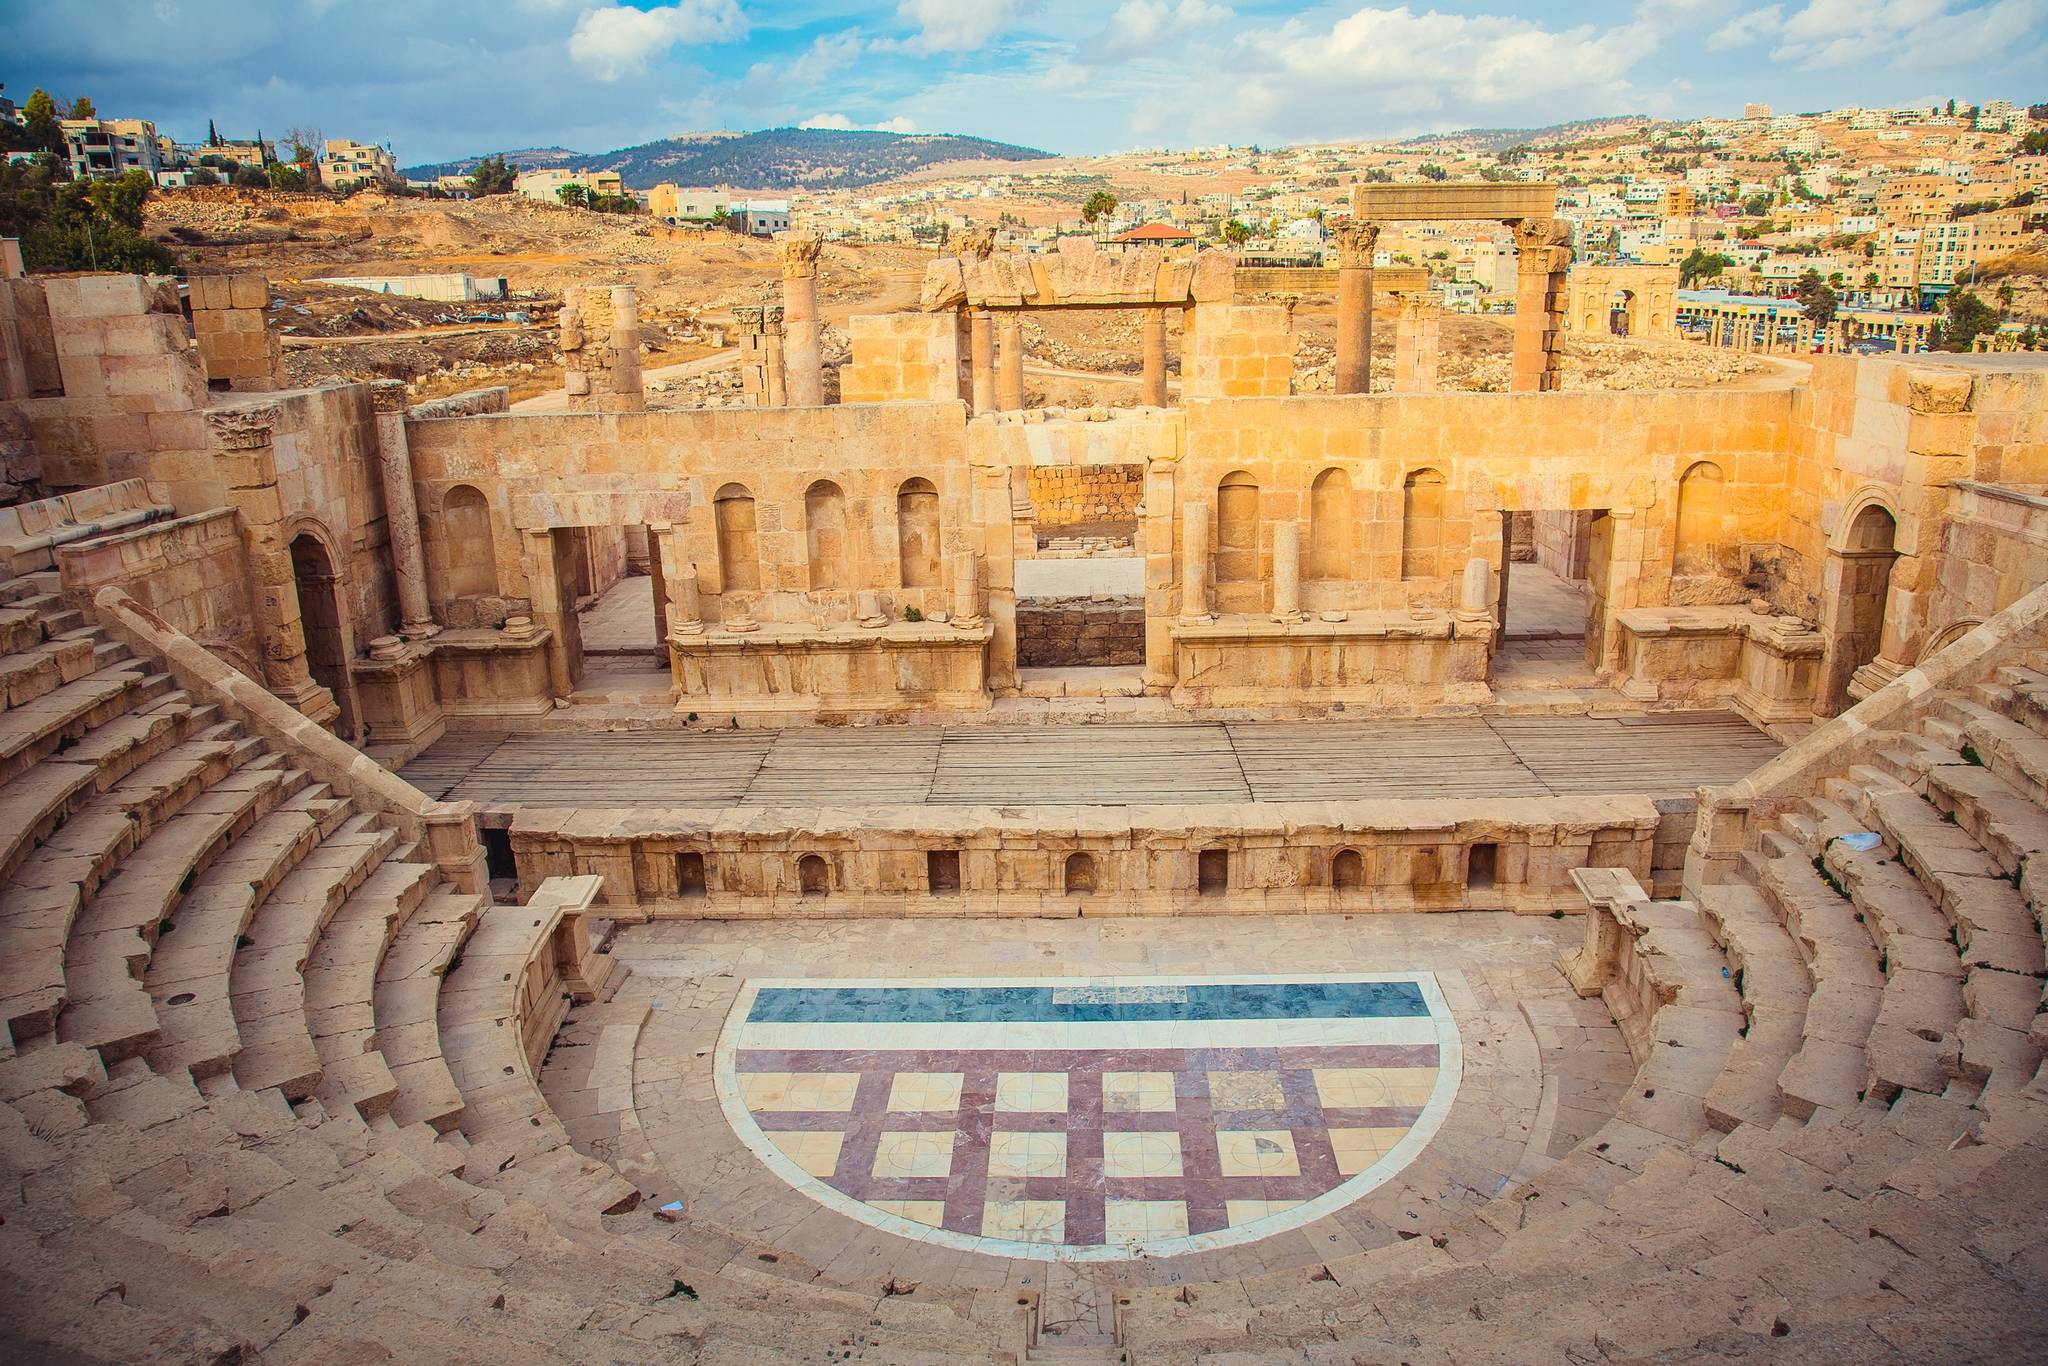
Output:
top-left (780, 233), bottom-right (822, 279)
top-left (1333, 220), bottom-right (1380, 269)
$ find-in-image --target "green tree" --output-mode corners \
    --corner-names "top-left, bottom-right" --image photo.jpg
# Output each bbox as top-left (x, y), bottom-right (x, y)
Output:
top-left (1220, 218), bottom-right (1251, 246)
top-left (1741, 191), bottom-right (1772, 216)
top-left (265, 160), bottom-right (307, 191)
top-left (187, 167), bottom-right (220, 187)
top-left (1679, 247), bottom-right (1733, 287)
top-left (232, 164), bottom-right (269, 189)
top-left (0, 162), bottom-right (175, 273)
top-left (1936, 288), bottom-right (1998, 351)
top-left (557, 182), bottom-right (588, 209)
top-left (22, 89), bottom-right (61, 156)
top-left (2023, 128), bottom-right (2048, 155)
top-left (1863, 271), bottom-right (1879, 290)
top-left (466, 154), bottom-right (516, 195)
top-left (207, 118), bottom-right (220, 147)
top-left (1363, 168), bottom-right (1393, 183)
top-left (1795, 269), bottom-right (1838, 326)
top-left (1081, 189), bottom-right (1118, 223)
top-left (1416, 162), bottom-right (1448, 181)
top-left (68, 96), bottom-right (95, 119)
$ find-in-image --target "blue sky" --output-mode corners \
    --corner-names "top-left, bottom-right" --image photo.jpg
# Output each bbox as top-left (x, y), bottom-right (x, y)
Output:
top-left (5, 0), bottom-right (2043, 164)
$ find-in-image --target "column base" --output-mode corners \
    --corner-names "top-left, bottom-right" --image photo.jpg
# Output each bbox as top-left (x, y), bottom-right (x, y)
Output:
top-left (400, 619), bottom-right (442, 640)
top-left (271, 676), bottom-right (340, 728)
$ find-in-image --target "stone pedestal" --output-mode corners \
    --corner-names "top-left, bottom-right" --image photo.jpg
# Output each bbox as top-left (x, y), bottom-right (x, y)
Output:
top-left (970, 309), bottom-right (996, 414)
top-left (1271, 522), bottom-right (1303, 623)
top-left (1332, 221), bottom-right (1379, 395)
top-left (350, 634), bottom-right (445, 760)
top-left (995, 314), bottom-right (1025, 411)
top-left (951, 550), bottom-right (983, 628)
top-left (780, 235), bottom-right (825, 407)
top-left (1179, 501), bottom-right (1213, 622)
top-left (1140, 310), bottom-right (1168, 407)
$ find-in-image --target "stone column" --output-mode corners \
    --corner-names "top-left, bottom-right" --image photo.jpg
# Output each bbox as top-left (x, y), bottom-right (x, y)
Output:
top-left (1510, 218), bottom-right (1571, 393)
top-left (1140, 309), bottom-right (1168, 407)
top-left (609, 284), bottom-right (645, 411)
top-left (1180, 501), bottom-right (1213, 622)
top-left (367, 380), bottom-right (438, 639)
top-left (1393, 295), bottom-right (1440, 393)
top-left (764, 307), bottom-right (788, 407)
top-left (950, 550), bottom-right (983, 628)
top-left (1271, 521), bottom-right (1303, 623)
top-left (206, 402), bottom-right (338, 726)
top-left (522, 528), bottom-right (572, 700)
top-left (970, 308), bottom-right (996, 414)
top-left (780, 234), bottom-right (824, 407)
top-left (1332, 221), bottom-right (1379, 395)
top-left (995, 313), bottom-right (1025, 411)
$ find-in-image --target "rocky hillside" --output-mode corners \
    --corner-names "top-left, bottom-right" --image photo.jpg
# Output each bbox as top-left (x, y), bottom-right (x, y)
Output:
top-left (404, 128), bottom-right (1054, 192)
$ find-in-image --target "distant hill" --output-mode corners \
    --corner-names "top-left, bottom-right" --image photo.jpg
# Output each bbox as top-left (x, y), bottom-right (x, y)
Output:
top-left (404, 128), bottom-right (1054, 192)
top-left (1394, 116), bottom-right (1655, 153)
top-left (399, 147), bottom-right (580, 180)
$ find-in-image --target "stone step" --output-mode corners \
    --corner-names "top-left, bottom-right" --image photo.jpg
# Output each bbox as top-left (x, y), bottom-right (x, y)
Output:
top-left (1941, 695), bottom-right (2048, 811)
top-left (1755, 851), bottom-right (1882, 1120)
top-left (0, 635), bottom-right (101, 711)
top-left (1694, 884), bottom-right (1809, 1133)
top-left (376, 886), bottom-right (482, 1133)
top-left (308, 849), bottom-right (439, 1122)
top-left (1857, 783), bottom-right (2044, 978)
top-left (0, 660), bottom-right (165, 806)
top-left (229, 820), bottom-right (409, 1100)
top-left (1925, 759), bottom-right (2048, 883)
top-left (144, 797), bottom-right (330, 1081)
top-left (55, 760), bottom-right (303, 1063)
top-left (1991, 663), bottom-right (2048, 742)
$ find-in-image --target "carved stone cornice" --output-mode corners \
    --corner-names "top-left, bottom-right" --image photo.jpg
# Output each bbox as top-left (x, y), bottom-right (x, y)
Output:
top-left (368, 379), bottom-right (410, 414)
top-left (206, 401), bottom-right (282, 450)
top-left (1333, 220), bottom-right (1381, 270)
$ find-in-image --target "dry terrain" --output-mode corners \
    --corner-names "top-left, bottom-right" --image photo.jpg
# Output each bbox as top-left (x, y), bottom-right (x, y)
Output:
top-left (147, 186), bottom-right (1774, 404)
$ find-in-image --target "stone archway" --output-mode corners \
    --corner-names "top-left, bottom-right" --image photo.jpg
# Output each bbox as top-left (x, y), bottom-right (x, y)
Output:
top-left (1817, 498), bottom-right (1900, 714)
top-left (289, 530), bottom-right (357, 738)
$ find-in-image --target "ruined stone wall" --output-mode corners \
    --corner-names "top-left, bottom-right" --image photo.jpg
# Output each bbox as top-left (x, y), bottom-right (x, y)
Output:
top-left (18, 275), bottom-right (210, 501)
top-left (56, 506), bottom-right (260, 679)
top-left (404, 401), bottom-right (982, 628)
top-left (1026, 464), bottom-right (1145, 533)
top-left (1174, 390), bottom-right (1792, 618)
top-left (840, 313), bottom-right (968, 405)
top-left (189, 272), bottom-right (283, 392)
top-left (1183, 304), bottom-right (1295, 400)
top-left (1925, 482), bottom-right (2048, 656)
top-left (1015, 597), bottom-right (1145, 667)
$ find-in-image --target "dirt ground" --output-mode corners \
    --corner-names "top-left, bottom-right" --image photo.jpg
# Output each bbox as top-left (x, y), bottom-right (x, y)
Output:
top-left (147, 187), bottom-right (1773, 405)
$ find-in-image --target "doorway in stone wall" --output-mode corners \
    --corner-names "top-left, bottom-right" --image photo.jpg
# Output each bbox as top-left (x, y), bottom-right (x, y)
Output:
top-left (1817, 502), bottom-right (1899, 713)
top-left (1489, 508), bottom-right (1606, 691)
top-left (563, 524), bottom-right (673, 705)
top-left (289, 531), bottom-right (358, 739)
top-left (1013, 462), bottom-right (1149, 700)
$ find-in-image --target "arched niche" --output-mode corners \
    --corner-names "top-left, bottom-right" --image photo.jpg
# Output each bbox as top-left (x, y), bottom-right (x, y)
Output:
top-left (442, 484), bottom-right (497, 598)
top-left (897, 477), bottom-right (940, 588)
top-left (1308, 467), bottom-right (1353, 581)
top-left (1401, 467), bottom-right (1446, 580)
top-left (804, 479), bottom-right (848, 591)
top-left (1215, 470), bottom-right (1260, 586)
top-left (1672, 460), bottom-right (1727, 576)
top-left (714, 483), bottom-right (760, 591)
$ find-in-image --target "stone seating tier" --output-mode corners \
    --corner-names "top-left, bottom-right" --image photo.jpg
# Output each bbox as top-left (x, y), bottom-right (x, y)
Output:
top-left (2, 569), bottom-right (2046, 1359)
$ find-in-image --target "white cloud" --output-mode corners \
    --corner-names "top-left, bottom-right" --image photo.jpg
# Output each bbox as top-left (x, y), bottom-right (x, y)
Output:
top-left (568, 0), bottom-right (746, 81)
top-left (896, 0), bottom-right (1026, 54)
top-left (1768, 0), bottom-right (2046, 69)
top-left (1087, 0), bottom-right (1233, 63)
top-left (1708, 5), bottom-right (1783, 48)
top-left (799, 112), bottom-right (916, 133)
top-left (1226, 7), bottom-right (1644, 122)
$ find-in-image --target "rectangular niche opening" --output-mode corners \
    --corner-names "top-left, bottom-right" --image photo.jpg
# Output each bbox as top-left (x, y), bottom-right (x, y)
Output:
top-left (927, 849), bottom-right (961, 895)
top-left (1468, 842), bottom-right (1499, 891)
top-left (675, 851), bottom-right (707, 898)
top-left (1198, 848), bottom-right (1229, 896)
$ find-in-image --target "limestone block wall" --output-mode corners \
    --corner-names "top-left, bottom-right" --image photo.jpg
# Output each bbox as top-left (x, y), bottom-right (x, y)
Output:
top-left (1172, 389), bottom-right (1796, 626)
top-left (404, 401), bottom-right (984, 630)
top-left (840, 313), bottom-right (968, 405)
top-left (19, 274), bottom-right (210, 499)
top-left (1, 276), bottom-right (60, 401)
top-left (503, 795), bottom-right (1660, 918)
top-left (1026, 464), bottom-right (1145, 533)
top-left (1015, 598), bottom-right (1145, 667)
top-left (56, 506), bottom-right (261, 680)
top-left (1924, 482), bottom-right (2048, 656)
top-left (189, 272), bottom-right (283, 392)
top-left (1184, 304), bottom-right (1295, 400)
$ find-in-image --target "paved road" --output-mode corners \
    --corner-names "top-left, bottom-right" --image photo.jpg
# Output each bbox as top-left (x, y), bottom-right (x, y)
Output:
top-left (401, 711), bottom-right (1780, 810)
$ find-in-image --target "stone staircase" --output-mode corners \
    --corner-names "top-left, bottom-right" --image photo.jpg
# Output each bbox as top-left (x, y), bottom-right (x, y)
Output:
top-left (0, 572), bottom-right (1016, 1361)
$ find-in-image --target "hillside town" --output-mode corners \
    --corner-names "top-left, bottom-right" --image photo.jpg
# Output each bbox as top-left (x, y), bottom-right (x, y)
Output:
top-left (8, 86), bottom-right (2045, 365)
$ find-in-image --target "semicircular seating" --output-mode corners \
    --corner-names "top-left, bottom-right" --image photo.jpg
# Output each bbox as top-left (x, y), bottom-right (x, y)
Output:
top-left (2, 571), bottom-right (2045, 1362)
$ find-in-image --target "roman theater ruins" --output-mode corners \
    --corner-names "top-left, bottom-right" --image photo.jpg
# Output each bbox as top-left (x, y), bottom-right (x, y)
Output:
top-left (0, 183), bottom-right (2045, 1361)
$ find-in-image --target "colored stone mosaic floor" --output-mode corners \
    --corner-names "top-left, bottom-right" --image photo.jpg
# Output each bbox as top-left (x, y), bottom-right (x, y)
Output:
top-left (570, 914), bottom-right (1634, 1290)
top-left (716, 976), bottom-right (1461, 1260)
